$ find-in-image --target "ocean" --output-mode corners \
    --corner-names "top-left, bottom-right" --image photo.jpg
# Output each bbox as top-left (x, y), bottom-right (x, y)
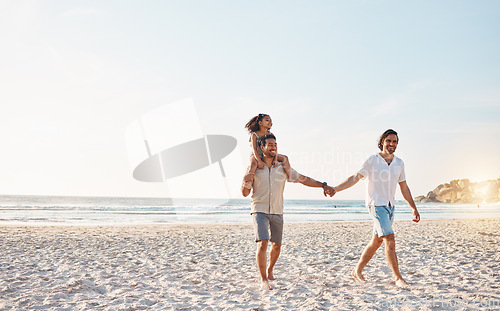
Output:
top-left (1, 195), bottom-right (499, 226)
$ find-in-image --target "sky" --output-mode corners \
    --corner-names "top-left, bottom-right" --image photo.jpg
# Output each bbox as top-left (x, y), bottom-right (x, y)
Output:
top-left (0, 0), bottom-right (499, 200)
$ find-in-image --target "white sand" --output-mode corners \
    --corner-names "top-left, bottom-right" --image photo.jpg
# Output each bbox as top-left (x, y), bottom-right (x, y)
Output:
top-left (0, 219), bottom-right (499, 310)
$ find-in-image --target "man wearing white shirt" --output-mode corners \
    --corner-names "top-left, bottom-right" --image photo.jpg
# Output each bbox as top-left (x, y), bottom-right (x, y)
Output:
top-left (332, 129), bottom-right (420, 288)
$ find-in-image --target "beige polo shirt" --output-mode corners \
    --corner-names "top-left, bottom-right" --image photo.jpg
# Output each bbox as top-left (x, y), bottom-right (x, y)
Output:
top-left (250, 162), bottom-right (300, 215)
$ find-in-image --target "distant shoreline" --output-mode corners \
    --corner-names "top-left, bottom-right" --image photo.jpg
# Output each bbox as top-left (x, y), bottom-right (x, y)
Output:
top-left (1, 217), bottom-right (500, 228)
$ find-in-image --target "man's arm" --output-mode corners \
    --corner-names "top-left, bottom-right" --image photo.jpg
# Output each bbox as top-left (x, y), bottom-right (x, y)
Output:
top-left (332, 173), bottom-right (363, 193)
top-left (296, 174), bottom-right (335, 197)
top-left (399, 180), bottom-right (420, 223)
top-left (241, 166), bottom-right (253, 197)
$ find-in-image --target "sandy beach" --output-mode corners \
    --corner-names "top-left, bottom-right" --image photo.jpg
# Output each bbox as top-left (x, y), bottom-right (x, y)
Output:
top-left (0, 219), bottom-right (499, 310)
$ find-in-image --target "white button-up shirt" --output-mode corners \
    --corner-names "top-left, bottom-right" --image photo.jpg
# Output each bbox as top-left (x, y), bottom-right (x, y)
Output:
top-left (358, 154), bottom-right (406, 207)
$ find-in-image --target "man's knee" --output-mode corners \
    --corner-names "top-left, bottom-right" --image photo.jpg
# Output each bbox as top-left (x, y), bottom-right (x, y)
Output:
top-left (382, 234), bottom-right (396, 248)
top-left (257, 239), bottom-right (269, 251)
top-left (382, 233), bottom-right (395, 241)
top-left (270, 242), bottom-right (282, 250)
top-left (372, 235), bottom-right (384, 246)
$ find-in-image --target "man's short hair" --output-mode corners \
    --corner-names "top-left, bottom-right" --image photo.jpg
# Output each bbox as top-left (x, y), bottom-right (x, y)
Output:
top-left (378, 129), bottom-right (398, 151)
top-left (258, 134), bottom-right (276, 148)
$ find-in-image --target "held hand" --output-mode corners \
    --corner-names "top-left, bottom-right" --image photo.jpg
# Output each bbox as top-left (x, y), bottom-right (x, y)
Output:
top-left (257, 160), bottom-right (265, 169)
top-left (412, 209), bottom-right (420, 223)
top-left (328, 186), bottom-right (336, 197)
top-left (323, 185), bottom-right (335, 197)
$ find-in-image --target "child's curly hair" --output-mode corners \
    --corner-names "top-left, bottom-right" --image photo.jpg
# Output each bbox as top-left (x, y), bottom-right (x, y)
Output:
top-left (245, 113), bottom-right (269, 133)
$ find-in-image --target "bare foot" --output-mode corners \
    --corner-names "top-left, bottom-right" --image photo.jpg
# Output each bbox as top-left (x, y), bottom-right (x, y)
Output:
top-left (351, 269), bottom-right (366, 283)
top-left (261, 279), bottom-right (273, 290)
top-left (395, 279), bottom-right (411, 288)
top-left (267, 269), bottom-right (275, 281)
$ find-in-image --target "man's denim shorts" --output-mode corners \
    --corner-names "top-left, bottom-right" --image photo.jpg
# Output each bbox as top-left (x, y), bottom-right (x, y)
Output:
top-left (252, 212), bottom-right (284, 244)
top-left (368, 205), bottom-right (395, 237)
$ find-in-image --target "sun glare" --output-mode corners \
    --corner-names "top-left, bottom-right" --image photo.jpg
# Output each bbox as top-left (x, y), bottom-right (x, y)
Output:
top-left (475, 184), bottom-right (490, 202)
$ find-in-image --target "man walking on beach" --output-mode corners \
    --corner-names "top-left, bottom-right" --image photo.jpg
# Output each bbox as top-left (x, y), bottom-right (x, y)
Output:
top-left (241, 134), bottom-right (334, 290)
top-left (332, 129), bottom-right (420, 288)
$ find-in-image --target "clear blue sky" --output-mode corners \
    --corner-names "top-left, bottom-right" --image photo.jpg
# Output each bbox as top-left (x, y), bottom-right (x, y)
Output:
top-left (1, 0), bottom-right (499, 200)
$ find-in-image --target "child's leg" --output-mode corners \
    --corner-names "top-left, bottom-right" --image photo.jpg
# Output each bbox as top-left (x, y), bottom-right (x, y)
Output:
top-left (242, 158), bottom-right (258, 189)
top-left (243, 157), bottom-right (258, 183)
top-left (277, 154), bottom-right (291, 179)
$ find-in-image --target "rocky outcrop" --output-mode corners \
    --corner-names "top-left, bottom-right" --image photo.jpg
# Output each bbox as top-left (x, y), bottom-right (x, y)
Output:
top-left (415, 178), bottom-right (500, 203)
